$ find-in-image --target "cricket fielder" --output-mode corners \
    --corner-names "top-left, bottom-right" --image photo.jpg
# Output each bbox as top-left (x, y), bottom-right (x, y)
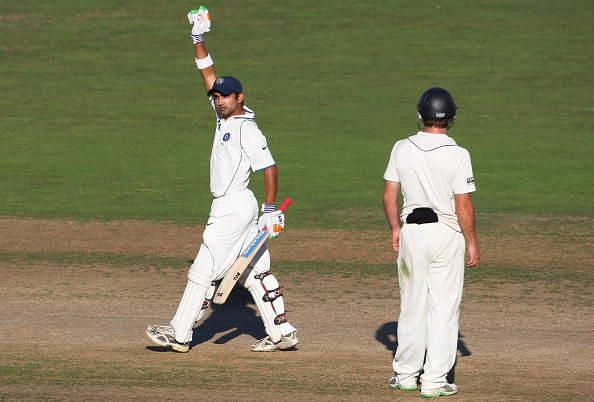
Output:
top-left (383, 88), bottom-right (480, 397)
top-left (146, 6), bottom-right (298, 353)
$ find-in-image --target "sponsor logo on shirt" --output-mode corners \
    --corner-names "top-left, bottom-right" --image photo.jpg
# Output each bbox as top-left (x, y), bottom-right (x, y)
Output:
top-left (467, 177), bottom-right (475, 184)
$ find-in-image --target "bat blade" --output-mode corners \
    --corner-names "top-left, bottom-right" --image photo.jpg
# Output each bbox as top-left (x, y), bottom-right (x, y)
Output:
top-left (212, 197), bottom-right (293, 305)
top-left (212, 230), bottom-right (270, 304)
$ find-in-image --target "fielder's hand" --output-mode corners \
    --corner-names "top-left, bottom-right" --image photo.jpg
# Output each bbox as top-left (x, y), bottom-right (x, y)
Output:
top-left (391, 227), bottom-right (401, 254)
top-left (466, 242), bottom-right (480, 268)
top-left (258, 204), bottom-right (285, 240)
top-left (187, 5), bottom-right (211, 44)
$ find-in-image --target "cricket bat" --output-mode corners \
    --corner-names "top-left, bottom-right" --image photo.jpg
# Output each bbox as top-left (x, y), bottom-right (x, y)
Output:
top-left (212, 197), bottom-right (293, 304)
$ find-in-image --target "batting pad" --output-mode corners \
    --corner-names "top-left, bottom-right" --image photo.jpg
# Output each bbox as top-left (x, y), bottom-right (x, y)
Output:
top-left (244, 271), bottom-right (284, 343)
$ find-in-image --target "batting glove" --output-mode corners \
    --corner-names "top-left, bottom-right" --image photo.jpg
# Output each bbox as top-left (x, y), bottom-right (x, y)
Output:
top-left (187, 5), bottom-right (211, 44)
top-left (258, 203), bottom-right (285, 240)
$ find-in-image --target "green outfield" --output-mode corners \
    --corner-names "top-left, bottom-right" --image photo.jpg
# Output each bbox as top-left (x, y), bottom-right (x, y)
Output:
top-left (1, 1), bottom-right (594, 400)
top-left (2, 0), bottom-right (593, 228)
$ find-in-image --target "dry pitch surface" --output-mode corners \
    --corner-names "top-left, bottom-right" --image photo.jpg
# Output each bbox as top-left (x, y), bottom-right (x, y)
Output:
top-left (1, 217), bottom-right (592, 401)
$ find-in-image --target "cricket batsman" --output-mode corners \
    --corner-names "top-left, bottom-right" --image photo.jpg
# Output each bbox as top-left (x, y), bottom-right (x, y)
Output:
top-left (146, 6), bottom-right (298, 353)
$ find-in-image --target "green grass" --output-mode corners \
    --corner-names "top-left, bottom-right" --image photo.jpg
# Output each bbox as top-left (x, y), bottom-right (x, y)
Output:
top-left (0, 249), bottom-right (186, 269)
top-left (464, 263), bottom-right (592, 285)
top-left (0, 356), bottom-right (360, 397)
top-left (0, 359), bottom-right (233, 389)
top-left (1, 0), bottom-right (593, 228)
top-left (1, 250), bottom-right (589, 287)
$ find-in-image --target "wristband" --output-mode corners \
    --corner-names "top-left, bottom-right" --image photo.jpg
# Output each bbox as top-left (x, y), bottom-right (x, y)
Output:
top-left (263, 203), bottom-right (276, 213)
top-left (191, 33), bottom-right (204, 44)
top-left (195, 54), bottom-right (214, 70)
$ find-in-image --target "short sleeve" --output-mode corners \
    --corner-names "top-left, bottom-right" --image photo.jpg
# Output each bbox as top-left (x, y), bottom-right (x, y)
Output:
top-left (453, 149), bottom-right (476, 194)
top-left (383, 142), bottom-right (400, 182)
top-left (240, 121), bottom-right (276, 172)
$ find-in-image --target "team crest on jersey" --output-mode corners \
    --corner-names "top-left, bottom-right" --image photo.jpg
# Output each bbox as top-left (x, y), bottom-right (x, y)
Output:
top-left (223, 133), bottom-right (231, 142)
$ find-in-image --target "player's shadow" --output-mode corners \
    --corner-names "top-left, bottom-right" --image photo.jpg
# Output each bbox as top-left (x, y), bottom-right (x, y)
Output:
top-left (190, 286), bottom-right (266, 347)
top-left (375, 321), bottom-right (471, 383)
top-left (145, 286), bottom-right (264, 353)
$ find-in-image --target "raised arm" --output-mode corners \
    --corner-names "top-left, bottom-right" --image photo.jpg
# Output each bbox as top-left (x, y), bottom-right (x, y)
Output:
top-left (194, 42), bottom-right (216, 93)
top-left (188, 7), bottom-right (216, 92)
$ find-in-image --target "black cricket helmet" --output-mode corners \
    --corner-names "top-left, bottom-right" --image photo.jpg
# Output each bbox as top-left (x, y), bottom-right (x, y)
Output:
top-left (417, 87), bottom-right (457, 120)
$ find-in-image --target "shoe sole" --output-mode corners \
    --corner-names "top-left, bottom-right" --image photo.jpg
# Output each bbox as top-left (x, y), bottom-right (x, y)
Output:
top-left (146, 329), bottom-right (189, 353)
top-left (278, 333), bottom-right (299, 350)
top-left (251, 343), bottom-right (297, 352)
top-left (278, 339), bottom-right (299, 350)
top-left (251, 347), bottom-right (278, 352)
top-left (252, 334), bottom-right (299, 352)
top-left (389, 384), bottom-right (417, 391)
top-left (169, 343), bottom-right (190, 353)
top-left (420, 390), bottom-right (457, 398)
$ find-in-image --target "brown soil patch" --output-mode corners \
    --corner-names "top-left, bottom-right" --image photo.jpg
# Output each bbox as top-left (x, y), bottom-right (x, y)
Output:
top-left (1, 217), bottom-right (593, 400)
top-left (2, 217), bottom-right (592, 268)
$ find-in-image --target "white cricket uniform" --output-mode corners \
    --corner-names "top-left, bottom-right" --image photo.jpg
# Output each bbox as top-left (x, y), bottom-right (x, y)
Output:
top-left (170, 97), bottom-right (296, 344)
top-left (209, 102), bottom-right (274, 199)
top-left (384, 131), bottom-right (476, 390)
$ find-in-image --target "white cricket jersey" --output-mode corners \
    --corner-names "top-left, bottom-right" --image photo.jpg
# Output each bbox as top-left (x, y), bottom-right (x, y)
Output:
top-left (208, 98), bottom-right (275, 198)
top-left (384, 131), bottom-right (476, 231)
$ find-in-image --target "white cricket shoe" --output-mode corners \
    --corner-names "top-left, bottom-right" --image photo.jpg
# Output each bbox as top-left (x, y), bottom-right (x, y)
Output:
top-left (251, 331), bottom-right (299, 352)
top-left (421, 383), bottom-right (458, 398)
top-left (146, 324), bottom-right (190, 353)
top-left (389, 373), bottom-right (418, 391)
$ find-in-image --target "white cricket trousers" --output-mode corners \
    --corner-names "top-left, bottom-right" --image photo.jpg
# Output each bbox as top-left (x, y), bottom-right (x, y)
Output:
top-left (392, 222), bottom-right (465, 390)
top-left (170, 190), bottom-right (259, 343)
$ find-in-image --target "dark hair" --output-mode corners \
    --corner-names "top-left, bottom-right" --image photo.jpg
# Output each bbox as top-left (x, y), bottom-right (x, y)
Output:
top-left (423, 118), bottom-right (454, 129)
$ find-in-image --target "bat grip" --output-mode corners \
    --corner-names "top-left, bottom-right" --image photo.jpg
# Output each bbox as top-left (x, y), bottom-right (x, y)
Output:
top-left (278, 197), bottom-right (293, 212)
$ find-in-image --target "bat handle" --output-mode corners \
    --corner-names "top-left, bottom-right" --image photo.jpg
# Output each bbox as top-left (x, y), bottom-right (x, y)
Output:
top-left (278, 197), bottom-right (293, 212)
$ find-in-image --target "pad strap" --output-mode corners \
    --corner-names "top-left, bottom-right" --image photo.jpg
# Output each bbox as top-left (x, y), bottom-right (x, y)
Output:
top-left (201, 281), bottom-right (218, 310)
top-left (274, 313), bottom-right (287, 325)
top-left (263, 287), bottom-right (284, 302)
top-left (254, 272), bottom-right (272, 280)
